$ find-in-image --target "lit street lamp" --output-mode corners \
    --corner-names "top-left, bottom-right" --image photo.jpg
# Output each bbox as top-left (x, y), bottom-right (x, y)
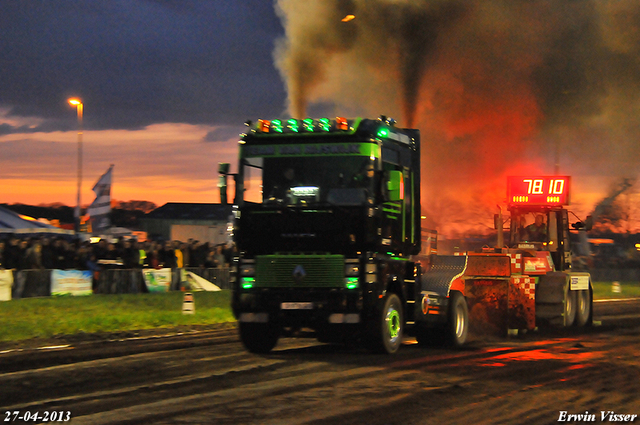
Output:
top-left (68, 98), bottom-right (83, 232)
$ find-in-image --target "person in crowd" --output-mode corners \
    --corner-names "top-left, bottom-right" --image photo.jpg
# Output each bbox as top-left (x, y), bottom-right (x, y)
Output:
top-left (25, 240), bottom-right (44, 269)
top-left (92, 239), bottom-right (109, 261)
top-left (159, 240), bottom-right (177, 268)
top-left (40, 237), bottom-right (55, 269)
top-left (189, 240), bottom-right (207, 268)
top-left (76, 242), bottom-right (93, 271)
top-left (121, 239), bottom-right (140, 268)
top-left (203, 244), bottom-right (217, 268)
top-left (180, 242), bottom-right (190, 268)
top-left (17, 239), bottom-right (30, 270)
top-left (173, 240), bottom-right (184, 268)
top-left (105, 242), bottom-right (119, 261)
top-left (64, 239), bottom-right (81, 269)
top-left (136, 240), bottom-right (147, 267)
top-left (3, 237), bottom-right (20, 270)
top-left (146, 241), bottom-right (161, 269)
top-left (2, 235), bottom-right (237, 271)
top-left (213, 245), bottom-right (227, 268)
top-left (51, 238), bottom-right (67, 269)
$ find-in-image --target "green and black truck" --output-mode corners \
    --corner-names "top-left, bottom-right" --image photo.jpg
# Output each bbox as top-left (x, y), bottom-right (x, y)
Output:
top-left (218, 116), bottom-right (592, 354)
top-left (220, 116), bottom-right (428, 354)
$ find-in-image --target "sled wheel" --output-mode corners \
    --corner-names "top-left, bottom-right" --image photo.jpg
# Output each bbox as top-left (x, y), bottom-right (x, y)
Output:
top-left (564, 289), bottom-right (577, 327)
top-left (447, 291), bottom-right (468, 347)
top-left (575, 289), bottom-right (591, 327)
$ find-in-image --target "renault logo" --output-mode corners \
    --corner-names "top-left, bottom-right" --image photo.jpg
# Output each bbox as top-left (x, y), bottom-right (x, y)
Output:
top-left (292, 265), bottom-right (306, 284)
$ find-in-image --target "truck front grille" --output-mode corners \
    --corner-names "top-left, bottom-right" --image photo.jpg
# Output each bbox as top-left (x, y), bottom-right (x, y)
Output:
top-left (255, 254), bottom-right (344, 288)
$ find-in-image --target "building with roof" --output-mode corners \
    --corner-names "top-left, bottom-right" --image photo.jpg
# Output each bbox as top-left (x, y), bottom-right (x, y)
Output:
top-left (141, 203), bottom-right (234, 243)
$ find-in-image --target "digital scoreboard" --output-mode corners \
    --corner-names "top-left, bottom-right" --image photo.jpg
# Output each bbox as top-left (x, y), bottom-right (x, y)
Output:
top-left (507, 176), bottom-right (571, 206)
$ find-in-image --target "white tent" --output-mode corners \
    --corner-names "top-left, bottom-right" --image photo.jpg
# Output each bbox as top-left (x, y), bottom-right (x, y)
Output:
top-left (0, 206), bottom-right (75, 235)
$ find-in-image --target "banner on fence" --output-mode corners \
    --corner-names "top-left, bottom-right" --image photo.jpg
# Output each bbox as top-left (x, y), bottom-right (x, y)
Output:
top-left (0, 270), bottom-right (13, 301)
top-left (186, 271), bottom-right (221, 292)
top-left (143, 268), bottom-right (172, 292)
top-left (51, 270), bottom-right (93, 296)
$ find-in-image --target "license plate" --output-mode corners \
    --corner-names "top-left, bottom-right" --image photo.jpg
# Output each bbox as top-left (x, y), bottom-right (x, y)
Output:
top-left (281, 302), bottom-right (314, 310)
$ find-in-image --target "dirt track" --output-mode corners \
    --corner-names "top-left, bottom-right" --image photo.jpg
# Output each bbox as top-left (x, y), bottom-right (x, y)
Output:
top-left (1, 300), bottom-right (639, 425)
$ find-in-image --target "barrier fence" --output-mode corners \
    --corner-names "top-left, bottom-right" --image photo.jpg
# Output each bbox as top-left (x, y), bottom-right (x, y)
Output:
top-left (0, 267), bottom-right (637, 301)
top-left (2, 267), bottom-right (232, 299)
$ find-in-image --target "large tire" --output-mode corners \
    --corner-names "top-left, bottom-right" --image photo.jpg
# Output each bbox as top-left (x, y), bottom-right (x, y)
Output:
top-left (564, 289), bottom-right (577, 327)
top-left (447, 291), bottom-right (468, 347)
top-left (575, 289), bottom-right (592, 327)
top-left (238, 322), bottom-right (279, 354)
top-left (369, 293), bottom-right (404, 354)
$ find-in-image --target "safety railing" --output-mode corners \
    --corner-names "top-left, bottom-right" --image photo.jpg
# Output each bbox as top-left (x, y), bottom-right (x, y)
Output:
top-left (3, 267), bottom-right (232, 299)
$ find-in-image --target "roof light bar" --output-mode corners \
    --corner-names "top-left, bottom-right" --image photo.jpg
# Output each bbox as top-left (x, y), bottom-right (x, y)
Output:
top-left (253, 117), bottom-right (358, 134)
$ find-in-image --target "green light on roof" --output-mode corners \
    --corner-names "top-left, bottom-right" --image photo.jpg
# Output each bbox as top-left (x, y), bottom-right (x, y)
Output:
top-left (287, 118), bottom-right (299, 132)
top-left (271, 119), bottom-right (283, 133)
top-left (377, 128), bottom-right (389, 138)
top-left (319, 118), bottom-right (331, 131)
top-left (303, 118), bottom-right (314, 132)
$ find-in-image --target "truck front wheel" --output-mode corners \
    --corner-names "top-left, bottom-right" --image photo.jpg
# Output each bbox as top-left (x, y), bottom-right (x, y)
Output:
top-left (369, 293), bottom-right (404, 354)
top-left (238, 322), bottom-right (279, 354)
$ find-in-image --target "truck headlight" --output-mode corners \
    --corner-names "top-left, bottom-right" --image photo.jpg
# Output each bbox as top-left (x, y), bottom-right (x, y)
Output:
top-left (240, 264), bottom-right (255, 276)
top-left (241, 277), bottom-right (255, 289)
top-left (344, 263), bottom-right (359, 276)
top-left (240, 261), bottom-right (255, 289)
top-left (345, 277), bottom-right (358, 289)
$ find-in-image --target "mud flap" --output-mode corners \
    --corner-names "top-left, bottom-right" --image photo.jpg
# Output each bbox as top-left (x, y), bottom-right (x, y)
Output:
top-left (508, 277), bottom-right (536, 331)
top-left (536, 272), bottom-right (572, 326)
top-left (465, 278), bottom-right (510, 337)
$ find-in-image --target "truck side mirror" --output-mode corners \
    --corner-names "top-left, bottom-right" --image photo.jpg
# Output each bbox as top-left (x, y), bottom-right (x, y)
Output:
top-left (385, 170), bottom-right (404, 202)
top-left (585, 215), bottom-right (593, 231)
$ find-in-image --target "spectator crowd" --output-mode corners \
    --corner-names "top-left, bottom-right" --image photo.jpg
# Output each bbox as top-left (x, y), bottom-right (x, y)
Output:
top-left (0, 236), bottom-right (236, 272)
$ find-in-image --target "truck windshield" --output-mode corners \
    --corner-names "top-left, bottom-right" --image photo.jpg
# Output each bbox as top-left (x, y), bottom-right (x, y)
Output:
top-left (242, 156), bottom-right (376, 206)
top-left (513, 212), bottom-right (549, 244)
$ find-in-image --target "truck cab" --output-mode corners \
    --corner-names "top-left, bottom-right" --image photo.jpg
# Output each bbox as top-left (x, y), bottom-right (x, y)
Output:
top-left (221, 116), bottom-right (422, 353)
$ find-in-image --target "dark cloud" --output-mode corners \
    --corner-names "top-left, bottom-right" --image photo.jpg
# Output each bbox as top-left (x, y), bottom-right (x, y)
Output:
top-left (274, 0), bottom-right (640, 233)
top-left (0, 1), bottom-right (286, 131)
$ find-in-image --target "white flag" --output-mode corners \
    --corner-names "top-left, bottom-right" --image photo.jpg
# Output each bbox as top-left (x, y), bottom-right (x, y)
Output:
top-left (87, 165), bottom-right (113, 231)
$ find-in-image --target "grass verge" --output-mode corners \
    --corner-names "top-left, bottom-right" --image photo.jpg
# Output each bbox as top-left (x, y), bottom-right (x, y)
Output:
top-left (592, 281), bottom-right (640, 300)
top-left (0, 291), bottom-right (234, 343)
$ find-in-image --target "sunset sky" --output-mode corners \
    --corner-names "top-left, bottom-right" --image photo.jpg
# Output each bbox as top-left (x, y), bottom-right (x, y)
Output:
top-left (2, 1), bottom-right (639, 233)
top-left (1, 1), bottom-right (284, 207)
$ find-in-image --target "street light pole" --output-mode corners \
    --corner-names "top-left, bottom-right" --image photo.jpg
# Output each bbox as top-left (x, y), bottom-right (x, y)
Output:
top-left (68, 98), bottom-right (83, 232)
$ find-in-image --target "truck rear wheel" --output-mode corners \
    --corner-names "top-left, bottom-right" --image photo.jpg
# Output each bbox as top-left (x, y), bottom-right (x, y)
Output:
top-left (575, 289), bottom-right (591, 327)
top-left (369, 293), bottom-right (404, 354)
top-left (239, 322), bottom-right (279, 354)
top-left (447, 291), bottom-right (468, 347)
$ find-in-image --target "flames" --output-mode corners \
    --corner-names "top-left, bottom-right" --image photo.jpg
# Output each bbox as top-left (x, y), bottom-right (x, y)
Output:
top-left (273, 0), bottom-right (640, 236)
